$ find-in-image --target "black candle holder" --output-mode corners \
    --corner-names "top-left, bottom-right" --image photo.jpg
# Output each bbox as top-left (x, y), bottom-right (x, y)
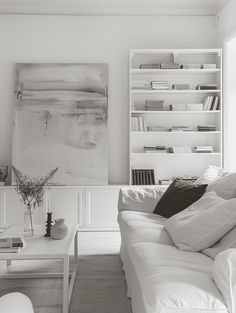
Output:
top-left (44, 212), bottom-right (53, 237)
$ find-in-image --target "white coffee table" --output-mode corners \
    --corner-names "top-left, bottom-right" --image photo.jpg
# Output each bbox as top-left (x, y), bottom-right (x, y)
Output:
top-left (0, 224), bottom-right (78, 313)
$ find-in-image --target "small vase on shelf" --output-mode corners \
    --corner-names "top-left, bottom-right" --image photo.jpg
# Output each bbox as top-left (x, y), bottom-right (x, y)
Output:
top-left (24, 204), bottom-right (34, 237)
top-left (51, 219), bottom-right (68, 240)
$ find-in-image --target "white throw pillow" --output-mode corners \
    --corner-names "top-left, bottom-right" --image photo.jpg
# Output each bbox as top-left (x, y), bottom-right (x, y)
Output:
top-left (117, 186), bottom-right (167, 213)
top-left (165, 192), bottom-right (236, 252)
top-left (212, 249), bottom-right (236, 313)
top-left (207, 172), bottom-right (236, 199)
top-left (194, 165), bottom-right (226, 185)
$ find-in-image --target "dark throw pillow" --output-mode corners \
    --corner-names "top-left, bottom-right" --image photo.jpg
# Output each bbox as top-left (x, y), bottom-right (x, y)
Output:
top-left (153, 178), bottom-right (207, 218)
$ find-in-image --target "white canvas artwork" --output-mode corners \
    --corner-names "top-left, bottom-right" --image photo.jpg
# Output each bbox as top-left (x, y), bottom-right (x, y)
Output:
top-left (12, 63), bottom-right (108, 185)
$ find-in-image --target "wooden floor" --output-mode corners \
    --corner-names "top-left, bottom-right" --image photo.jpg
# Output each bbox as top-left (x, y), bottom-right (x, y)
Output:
top-left (0, 254), bottom-right (132, 313)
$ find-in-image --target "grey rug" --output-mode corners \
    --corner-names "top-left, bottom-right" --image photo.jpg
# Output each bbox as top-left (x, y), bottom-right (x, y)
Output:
top-left (0, 255), bottom-right (133, 313)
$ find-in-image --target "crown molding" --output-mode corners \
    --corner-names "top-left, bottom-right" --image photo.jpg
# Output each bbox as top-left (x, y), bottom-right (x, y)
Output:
top-left (0, 0), bottom-right (227, 16)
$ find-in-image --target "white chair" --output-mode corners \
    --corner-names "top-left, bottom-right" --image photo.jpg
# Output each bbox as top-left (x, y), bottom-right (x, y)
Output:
top-left (0, 292), bottom-right (34, 313)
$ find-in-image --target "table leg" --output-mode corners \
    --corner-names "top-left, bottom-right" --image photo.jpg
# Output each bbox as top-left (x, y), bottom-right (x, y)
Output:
top-left (63, 255), bottom-right (69, 313)
top-left (6, 260), bottom-right (12, 268)
top-left (74, 230), bottom-right (78, 263)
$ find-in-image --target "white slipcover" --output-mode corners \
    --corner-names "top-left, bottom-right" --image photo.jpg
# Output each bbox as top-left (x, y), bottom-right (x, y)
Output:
top-left (128, 242), bottom-right (228, 313)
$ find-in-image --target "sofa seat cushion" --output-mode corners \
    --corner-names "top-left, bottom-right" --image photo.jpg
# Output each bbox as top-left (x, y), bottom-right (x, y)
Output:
top-left (118, 211), bottom-right (173, 247)
top-left (128, 242), bottom-right (228, 312)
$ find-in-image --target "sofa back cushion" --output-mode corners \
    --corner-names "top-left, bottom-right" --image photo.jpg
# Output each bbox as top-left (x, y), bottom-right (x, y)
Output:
top-left (118, 186), bottom-right (167, 213)
top-left (165, 191), bottom-right (236, 251)
top-left (153, 179), bottom-right (207, 218)
top-left (207, 172), bottom-right (236, 199)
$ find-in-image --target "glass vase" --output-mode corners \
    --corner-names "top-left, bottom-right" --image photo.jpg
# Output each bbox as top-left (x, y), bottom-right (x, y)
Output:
top-left (24, 204), bottom-right (34, 236)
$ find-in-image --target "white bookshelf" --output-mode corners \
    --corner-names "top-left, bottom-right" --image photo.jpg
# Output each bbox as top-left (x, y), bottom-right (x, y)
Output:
top-left (129, 48), bottom-right (223, 184)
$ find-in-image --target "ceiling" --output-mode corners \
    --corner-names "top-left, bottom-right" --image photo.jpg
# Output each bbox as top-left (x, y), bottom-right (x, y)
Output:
top-left (0, 0), bottom-right (230, 16)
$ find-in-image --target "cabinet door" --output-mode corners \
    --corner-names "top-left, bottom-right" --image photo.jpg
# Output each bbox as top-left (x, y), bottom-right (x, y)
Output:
top-left (1, 189), bottom-right (45, 226)
top-left (85, 187), bottom-right (120, 229)
top-left (49, 188), bottom-right (84, 227)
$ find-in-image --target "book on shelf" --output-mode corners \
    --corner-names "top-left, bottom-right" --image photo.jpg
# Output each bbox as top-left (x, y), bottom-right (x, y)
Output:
top-left (169, 126), bottom-right (193, 132)
top-left (172, 84), bottom-right (190, 90)
top-left (0, 237), bottom-right (25, 253)
top-left (197, 125), bottom-right (216, 132)
top-left (150, 81), bottom-right (170, 90)
top-left (132, 169), bottom-right (155, 185)
top-left (139, 63), bottom-right (161, 69)
top-left (196, 84), bottom-right (218, 90)
top-left (132, 80), bottom-right (149, 89)
top-left (203, 96), bottom-right (220, 110)
top-left (160, 63), bottom-right (179, 69)
top-left (172, 146), bottom-right (192, 154)
top-left (169, 104), bottom-right (187, 111)
top-left (131, 116), bottom-right (147, 131)
top-left (159, 179), bottom-right (173, 185)
top-left (192, 146), bottom-right (213, 153)
top-left (202, 64), bottom-right (217, 69)
top-left (145, 100), bottom-right (164, 111)
top-left (147, 126), bottom-right (168, 132)
top-left (180, 64), bottom-right (201, 69)
top-left (144, 145), bottom-right (168, 153)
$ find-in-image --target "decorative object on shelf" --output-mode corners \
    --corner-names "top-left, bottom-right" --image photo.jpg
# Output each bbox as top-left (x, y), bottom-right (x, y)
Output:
top-left (196, 84), bottom-right (218, 90)
top-left (12, 166), bottom-right (58, 237)
top-left (44, 212), bottom-right (53, 237)
top-left (51, 219), bottom-right (68, 240)
top-left (12, 63), bottom-right (108, 186)
top-left (132, 169), bottom-right (155, 185)
top-left (0, 166), bottom-right (8, 186)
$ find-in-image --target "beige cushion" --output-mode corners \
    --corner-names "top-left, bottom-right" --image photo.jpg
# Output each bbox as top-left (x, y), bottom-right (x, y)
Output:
top-left (165, 192), bottom-right (236, 251)
top-left (202, 226), bottom-right (236, 259)
top-left (194, 166), bottom-right (226, 185)
top-left (207, 172), bottom-right (236, 199)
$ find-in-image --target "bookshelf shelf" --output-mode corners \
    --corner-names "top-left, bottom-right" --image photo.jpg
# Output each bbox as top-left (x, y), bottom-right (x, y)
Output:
top-left (131, 110), bottom-right (221, 114)
top-left (131, 89), bottom-right (221, 94)
top-left (131, 131), bottom-right (221, 134)
top-left (129, 48), bottom-right (223, 184)
top-left (131, 69), bottom-right (221, 74)
top-left (132, 152), bottom-right (221, 156)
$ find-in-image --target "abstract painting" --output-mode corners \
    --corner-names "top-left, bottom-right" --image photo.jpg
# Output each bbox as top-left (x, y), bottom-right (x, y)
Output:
top-left (12, 63), bottom-right (108, 185)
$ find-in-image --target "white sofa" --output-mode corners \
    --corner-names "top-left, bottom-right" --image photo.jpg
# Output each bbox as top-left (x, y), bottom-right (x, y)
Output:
top-left (118, 186), bottom-right (236, 313)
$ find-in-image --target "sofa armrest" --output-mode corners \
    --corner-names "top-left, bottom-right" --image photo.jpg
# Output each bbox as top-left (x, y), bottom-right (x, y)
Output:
top-left (212, 249), bottom-right (236, 313)
top-left (118, 186), bottom-right (167, 213)
top-left (0, 293), bottom-right (34, 313)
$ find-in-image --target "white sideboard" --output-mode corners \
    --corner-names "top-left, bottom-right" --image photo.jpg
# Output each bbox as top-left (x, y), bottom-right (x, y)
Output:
top-left (0, 185), bottom-right (123, 231)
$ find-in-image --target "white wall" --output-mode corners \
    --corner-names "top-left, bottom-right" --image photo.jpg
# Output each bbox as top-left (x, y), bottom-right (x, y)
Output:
top-left (217, 0), bottom-right (236, 44)
top-left (0, 15), bottom-right (218, 184)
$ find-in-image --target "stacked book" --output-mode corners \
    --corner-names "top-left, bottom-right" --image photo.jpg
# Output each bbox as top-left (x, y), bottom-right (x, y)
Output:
top-left (131, 116), bottom-right (147, 131)
top-left (180, 64), bottom-right (201, 69)
top-left (169, 126), bottom-right (193, 132)
top-left (0, 237), bottom-right (24, 253)
top-left (159, 178), bottom-right (173, 185)
top-left (196, 84), bottom-right (218, 90)
top-left (147, 126), bottom-right (167, 132)
top-left (145, 100), bottom-right (164, 111)
top-left (197, 125), bottom-right (216, 132)
top-left (202, 64), bottom-right (217, 69)
top-left (150, 81), bottom-right (169, 90)
top-left (203, 96), bottom-right (220, 110)
top-left (132, 169), bottom-right (155, 185)
top-left (172, 84), bottom-right (190, 90)
top-left (144, 146), bottom-right (168, 153)
top-left (169, 104), bottom-right (187, 111)
top-left (160, 63), bottom-right (179, 69)
top-left (139, 63), bottom-right (161, 69)
top-left (192, 146), bottom-right (213, 153)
